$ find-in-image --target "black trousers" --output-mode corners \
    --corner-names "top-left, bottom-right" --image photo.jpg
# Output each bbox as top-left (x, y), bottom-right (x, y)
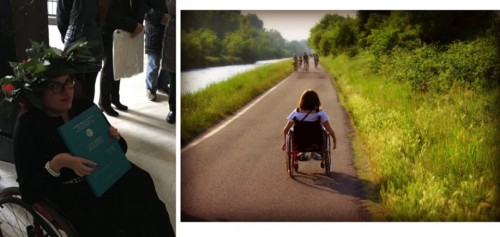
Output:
top-left (168, 71), bottom-right (175, 112)
top-left (51, 164), bottom-right (175, 237)
top-left (74, 72), bottom-right (99, 102)
top-left (99, 31), bottom-right (122, 106)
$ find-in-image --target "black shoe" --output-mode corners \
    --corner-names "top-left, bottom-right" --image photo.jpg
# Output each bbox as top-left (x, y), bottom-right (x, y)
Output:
top-left (298, 153), bottom-right (310, 161)
top-left (146, 90), bottom-right (157, 101)
top-left (166, 111), bottom-right (175, 124)
top-left (158, 88), bottom-right (169, 95)
top-left (99, 104), bottom-right (119, 117)
top-left (111, 101), bottom-right (128, 111)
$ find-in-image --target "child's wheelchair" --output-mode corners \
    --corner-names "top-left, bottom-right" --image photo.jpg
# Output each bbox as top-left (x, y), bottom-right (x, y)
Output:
top-left (0, 129), bottom-right (78, 237)
top-left (285, 118), bottom-right (332, 177)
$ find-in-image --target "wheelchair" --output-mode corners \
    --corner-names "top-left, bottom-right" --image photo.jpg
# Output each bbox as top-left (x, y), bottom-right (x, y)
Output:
top-left (0, 129), bottom-right (78, 237)
top-left (285, 119), bottom-right (332, 177)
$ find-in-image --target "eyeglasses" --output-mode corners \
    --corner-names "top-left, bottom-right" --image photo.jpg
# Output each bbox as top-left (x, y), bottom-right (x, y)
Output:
top-left (46, 78), bottom-right (75, 94)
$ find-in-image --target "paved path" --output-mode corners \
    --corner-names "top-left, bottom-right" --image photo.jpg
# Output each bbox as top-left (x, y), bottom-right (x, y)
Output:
top-left (181, 61), bottom-right (370, 221)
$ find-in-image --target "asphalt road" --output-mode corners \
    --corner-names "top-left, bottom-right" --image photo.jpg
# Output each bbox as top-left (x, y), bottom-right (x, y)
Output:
top-left (181, 61), bottom-right (370, 221)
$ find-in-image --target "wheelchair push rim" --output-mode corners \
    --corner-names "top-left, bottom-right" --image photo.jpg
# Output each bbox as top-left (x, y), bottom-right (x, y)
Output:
top-left (323, 134), bottom-right (332, 176)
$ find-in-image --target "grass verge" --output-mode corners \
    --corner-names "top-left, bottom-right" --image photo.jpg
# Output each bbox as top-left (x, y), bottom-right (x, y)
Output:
top-left (322, 54), bottom-right (499, 221)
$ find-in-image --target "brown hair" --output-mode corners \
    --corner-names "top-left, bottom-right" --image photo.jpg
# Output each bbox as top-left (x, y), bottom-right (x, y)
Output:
top-left (298, 89), bottom-right (321, 111)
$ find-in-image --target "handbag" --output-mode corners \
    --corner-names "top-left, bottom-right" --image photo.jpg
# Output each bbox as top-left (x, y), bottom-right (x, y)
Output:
top-left (112, 29), bottom-right (144, 80)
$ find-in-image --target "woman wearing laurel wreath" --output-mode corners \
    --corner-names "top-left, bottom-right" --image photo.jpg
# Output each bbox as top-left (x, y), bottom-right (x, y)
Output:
top-left (0, 42), bottom-right (175, 237)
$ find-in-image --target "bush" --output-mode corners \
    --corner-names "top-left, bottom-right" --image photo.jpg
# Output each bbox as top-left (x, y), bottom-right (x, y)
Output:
top-left (442, 37), bottom-right (500, 87)
top-left (372, 36), bottom-right (499, 92)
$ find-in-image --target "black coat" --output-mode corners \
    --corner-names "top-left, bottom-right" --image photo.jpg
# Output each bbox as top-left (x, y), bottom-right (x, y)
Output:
top-left (13, 98), bottom-right (127, 204)
top-left (56, 0), bottom-right (103, 72)
top-left (144, 0), bottom-right (167, 54)
top-left (102, 0), bottom-right (145, 34)
top-left (161, 0), bottom-right (175, 72)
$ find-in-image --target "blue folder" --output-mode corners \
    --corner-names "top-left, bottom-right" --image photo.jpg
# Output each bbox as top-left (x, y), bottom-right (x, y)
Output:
top-left (58, 105), bottom-right (131, 197)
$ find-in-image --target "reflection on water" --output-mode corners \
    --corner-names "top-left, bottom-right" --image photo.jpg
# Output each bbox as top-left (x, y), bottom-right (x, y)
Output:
top-left (181, 58), bottom-right (287, 94)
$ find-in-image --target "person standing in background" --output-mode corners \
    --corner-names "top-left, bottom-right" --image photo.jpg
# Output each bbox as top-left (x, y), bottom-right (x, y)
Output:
top-left (57, 0), bottom-right (109, 101)
top-left (144, 0), bottom-right (169, 102)
top-left (99, 0), bottom-right (145, 117)
top-left (162, 0), bottom-right (175, 123)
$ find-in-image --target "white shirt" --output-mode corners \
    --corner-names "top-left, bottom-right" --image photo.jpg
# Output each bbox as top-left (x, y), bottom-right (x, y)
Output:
top-left (287, 109), bottom-right (329, 123)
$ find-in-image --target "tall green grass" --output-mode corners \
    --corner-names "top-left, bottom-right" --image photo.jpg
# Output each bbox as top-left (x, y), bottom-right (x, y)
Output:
top-left (181, 60), bottom-right (293, 145)
top-left (322, 51), bottom-right (499, 221)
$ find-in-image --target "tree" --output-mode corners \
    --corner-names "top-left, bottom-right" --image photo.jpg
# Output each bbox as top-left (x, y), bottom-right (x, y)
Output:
top-left (182, 11), bottom-right (304, 69)
top-left (181, 28), bottom-right (219, 69)
top-left (181, 11), bottom-right (241, 39)
top-left (246, 14), bottom-right (264, 29)
top-left (309, 14), bottom-right (357, 56)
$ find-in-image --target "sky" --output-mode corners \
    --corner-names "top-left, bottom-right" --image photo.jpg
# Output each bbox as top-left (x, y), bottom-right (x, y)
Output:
top-left (242, 11), bottom-right (357, 42)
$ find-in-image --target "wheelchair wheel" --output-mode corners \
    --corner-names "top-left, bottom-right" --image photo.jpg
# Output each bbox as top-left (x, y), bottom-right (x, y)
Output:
top-left (0, 187), bottom-right (78, 237)
top-left (0, 196), bottom-right (58, 237)
top-left (286, 131), bottom-right (297, 177)
top-left (323, 135), bottom-right (332, 176)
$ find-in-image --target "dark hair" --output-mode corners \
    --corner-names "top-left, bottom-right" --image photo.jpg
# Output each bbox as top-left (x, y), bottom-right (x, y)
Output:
top-left (298, 89), bottom-right (321, 111)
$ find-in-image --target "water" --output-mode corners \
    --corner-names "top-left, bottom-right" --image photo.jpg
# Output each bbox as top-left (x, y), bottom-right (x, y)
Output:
top-left (181, 58), bottom-right (287, 94)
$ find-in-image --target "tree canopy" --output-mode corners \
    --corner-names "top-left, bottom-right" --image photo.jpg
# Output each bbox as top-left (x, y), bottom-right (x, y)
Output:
top-left (181, 11), bottom-right (310, 70)
top-left (308, 11), bottom-right (500, 88)
top-left (310, 11), bottom-right (499, 56)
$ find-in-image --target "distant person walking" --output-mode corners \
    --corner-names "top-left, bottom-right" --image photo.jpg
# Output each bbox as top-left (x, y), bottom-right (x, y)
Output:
top-left (99, 0), bottom-right (145, 116)
top-left (162, 0), bottom-right (175, 123)
top-left (144, 0), bottom-right (169, 101)
top-left (302, 52), bottom-right (309, 71)
top-left (56, 0), bottom-right (109, 101)
top-left (298, 55), bottom-right (303, 70)
top-left (292, 53), bottom-right (298, 71)
top-left (313, 53), bottom-right (319, 68)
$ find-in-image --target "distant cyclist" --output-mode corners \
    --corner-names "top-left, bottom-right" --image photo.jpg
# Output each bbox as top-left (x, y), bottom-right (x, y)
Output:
top-left (313, 53), bottom-right (319, 69)
top-left (298, 55), bottom-right (303, 70)
top-left (292, 53), bottom-right (298, 71)
top-left (303, 52), bottom-right (309, 71)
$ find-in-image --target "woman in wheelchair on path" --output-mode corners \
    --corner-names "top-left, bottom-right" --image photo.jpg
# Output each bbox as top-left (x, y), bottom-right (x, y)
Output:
top-left (0, 42), bottom-right (174, 237)
top-left (282, 89), bottom-right (337, 161)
